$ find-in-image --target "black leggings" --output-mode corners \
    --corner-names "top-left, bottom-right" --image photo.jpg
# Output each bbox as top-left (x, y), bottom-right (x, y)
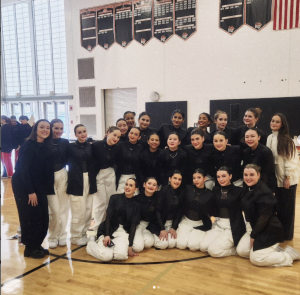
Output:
top-left (275, 184), bottom-right (297, 240)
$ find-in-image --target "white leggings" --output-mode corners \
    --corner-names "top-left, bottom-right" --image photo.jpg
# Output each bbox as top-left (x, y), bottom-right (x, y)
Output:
top-left (116, 174), bottom-right (139, 195)
top-left (86, 225), bottom-right (129, 261)
top-left (176, 216), bottom-right (206, 251)
top-left (47, 168), bottom-right (69, 243)
top-left (200, 218), bottom-right (237, 257)
top-left (132, 221), bottom-right (155, 252)
top-left (153, 220), bottom-right (177, 250)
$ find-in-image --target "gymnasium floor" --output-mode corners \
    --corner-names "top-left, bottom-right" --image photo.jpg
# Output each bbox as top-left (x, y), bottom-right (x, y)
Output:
top-left (1, 178), bottom-right (300, 295)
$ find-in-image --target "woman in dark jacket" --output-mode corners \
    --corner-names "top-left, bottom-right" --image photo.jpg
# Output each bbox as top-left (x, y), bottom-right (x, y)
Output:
top-left (67, 124), bottom-right (97, 246)
top-left (237, 164), bottom-right (299, 266)
top-left (18, 115), bottom-right (33, 146)
top-left (1, 116), bottom-right (13, 177)
top-left (12, 119), bottom-right (53, 258)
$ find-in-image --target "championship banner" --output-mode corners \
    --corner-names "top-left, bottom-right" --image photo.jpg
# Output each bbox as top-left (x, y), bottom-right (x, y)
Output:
top-left (134, 0), bottom-right (153, 45)
top-left (97, 5), bottom-right (115, 50)
top-left (174, 0), bottom-right (196, 40)
top-left (115, 1), bottom-right (133, 47)
top-left (273, 0), bottom-right (300, 30)
top-left (80, 8), bottom-right (97, 51)
top-left (246, 0), bottom-right (272, 30)
top-left (219, 0), bottom-right (244, 34)
top-left (154, 0), bottom-right (174, 42)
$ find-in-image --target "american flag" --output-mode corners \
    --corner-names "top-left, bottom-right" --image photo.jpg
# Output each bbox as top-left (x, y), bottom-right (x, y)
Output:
top-left (273, 0), bottom-right (300, 30)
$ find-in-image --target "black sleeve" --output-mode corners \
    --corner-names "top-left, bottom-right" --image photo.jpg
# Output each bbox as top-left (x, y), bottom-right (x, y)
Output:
top-left (171, 190), bottom-right (185, 230)
top-left (105, 195), bottom-right (115, 237)
top-left (155, 190), bottom-right (165, 231)
top-left (261, 149), bottom-right (277, 192)
top-left (128, 202), bottom-right (140, 247)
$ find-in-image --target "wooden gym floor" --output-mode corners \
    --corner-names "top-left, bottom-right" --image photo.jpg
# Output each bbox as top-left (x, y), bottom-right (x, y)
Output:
top-left (1, 178), bottom-right (300, 295)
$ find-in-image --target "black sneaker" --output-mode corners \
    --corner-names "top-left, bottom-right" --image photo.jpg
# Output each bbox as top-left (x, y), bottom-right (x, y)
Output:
top-left (24, 247), bottom-right (45, 259)
top-left (39, 246), bottom-right (50, 255)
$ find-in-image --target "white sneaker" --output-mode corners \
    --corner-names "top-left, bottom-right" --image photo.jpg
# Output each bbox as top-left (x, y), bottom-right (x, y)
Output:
top-left (58, 239), bottom-right (67, 247)
top-left (285, 246), bottom-right (300, 261)
top-left (49, 241), bottom-right (58, 249)
top-left (276, 246), bottom-right (285, 252)
top-left (73, 235), bottom-right (89, 246)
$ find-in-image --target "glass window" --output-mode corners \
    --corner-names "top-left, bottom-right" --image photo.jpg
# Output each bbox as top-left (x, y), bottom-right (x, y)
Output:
top-left (23, 103), bottom-right (32, 118)
top-left (45, 102), bottom-right (55, 121)
top-left (12, 103), bottom-right (22, 119)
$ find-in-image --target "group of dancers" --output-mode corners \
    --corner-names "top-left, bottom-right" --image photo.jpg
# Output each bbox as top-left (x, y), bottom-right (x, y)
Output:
top-left (3, 107), bottom-right (300, 267)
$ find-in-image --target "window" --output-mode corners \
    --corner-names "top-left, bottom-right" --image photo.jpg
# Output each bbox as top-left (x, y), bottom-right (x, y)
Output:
top-left (1, 0), bottom-right (68, 98)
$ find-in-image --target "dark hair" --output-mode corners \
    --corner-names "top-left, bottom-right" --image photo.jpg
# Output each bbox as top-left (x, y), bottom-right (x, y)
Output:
top-left (272, 113), bottom-right (296, 159)
top-left (126, 177), bottom-right (139, 189)
top-left (147, 132), bottom-right (160, 141)
top-left (138, 112), bottom-right (150, 120)
top-left (123, 111), bottom-right (136, 118)
top-left (1, 115), bottom-right (12, 125)
top-left (10, 116), bottom-right (16, 120)
top-left (74, 124), bottom-right (85, 134)
top-left (27, 119), bottom-right (53, 145)
top-left (50, 118), bottom-right (64, 129)
top-left (191, 128), bottom-right (205, 137)
top-left (244, 164), bottom-right (261, 174)
top-left (169, 169), bottom-right (182, 178)
top-left (106, 126), bottom-right (120, 133)
top-left (168, 131), bottom-right (181, 141)
top-left (144, 177), bottom-right (158, 183)
top-left (172, 109), bottom-right (185, 120)
top-left (246, 108), bottom-right (262, 119)
top-left (245, 127), bottom-right (261, 137)
top-left (214, 110), bottom-right (227, 121)
top-left (19, 115), bottom-right (29, 121)
top-left (193, 168), bottom-right (206, 177)
top-left (116, 118), bottom-right (127, 125)
top-left (129, 126), bottom-right (141, 135)
top-left (199, 112), bottom-right (212, 126)
top-left (213, 130), bottom-right (228, 139)
top-left (217, 166), bottom-right (232, 175)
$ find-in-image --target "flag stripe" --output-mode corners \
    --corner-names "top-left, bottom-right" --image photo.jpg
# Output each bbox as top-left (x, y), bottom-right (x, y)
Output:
top-left (273, 0), bottom-right (300, 30)
top-left (279, 0), bottom-right (283, 28)
top-left (284, 0), bottom-right (288, 29)
top-left (290, 0), bottom-right (294, 29)
top-left (274, 0), bottom-right (278, 30)
top-left (296, 0), bottom-right (300, 27)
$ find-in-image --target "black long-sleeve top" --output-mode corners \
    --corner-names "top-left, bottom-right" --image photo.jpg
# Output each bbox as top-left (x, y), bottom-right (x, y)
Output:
top-left (92, 139), bottom-right (119, 174)
top-left (237, 125), bottom-right (267, 150)
top-left (210, 127), bottom-right (239, 146)
top-left (11, 122), bottom-right (22, 149)
top-left (211, 145), bottom-right (242, 183)
top-left (242, 143), bottom-right (277, 192)
top-left (211, 184), bottom-right (246, 246)
top-left (19, 123), bottom-right (32, 146)
top-left (147, 185), bottom-right (185, 236)
top-left (97, 193), bottom-right (140, 246)
top-left (52, 138), bottom-right (69, 172)
top-left (158, 124), bottom-right (188, 148)
top-left (66, 141), bottom-right (97, 196)
top-left (241, 181), bottom-right (283, 251)
top-left (1, 124), bottom-right (13, 153)
top-left (159, 147), bottom-right (187, 185)
top-left (136, 192), bottom-right (158, 223)
top-left (186, 127), bottom-right (212, 144)
top-left (184, 185), bottom-right (214, 231)
top-left (139, 148), bottom-right (164, 187)
top-left (12, 139), bottom-right (54, 195)
top-left (184, 144), bottom-right (214, 184)
top-left (138, 127), bottom-right (158, 149)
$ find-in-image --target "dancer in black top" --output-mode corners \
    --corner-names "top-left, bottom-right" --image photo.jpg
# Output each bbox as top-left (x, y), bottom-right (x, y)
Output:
top-left (133, 177), bottom-right (158, 252)
top-left (210, 110), bottom-right (238, 145)
top-left (242, 128), bottom-right (277, 192)
top-left (10, 115), bottom-right (21, 166)
top-left (12, 119), bottom-right (53, 258)
top-left (158, 109), bottom-right (188, 148)
top-left (137, 112), bottom-right (157, 149)
top-left (47, 119), bottom-right (70, 249)
top-left (211, 131), bottom-right (243, 187)
top-left (116, 118), bottom-right (129, 142)
top-left (177, 169), bottom-right (214, 251)
top-left (1, 116), bottom-right (13, 178)
top-left (184, 128), bottom-right (215, 189)
top-left (148, 170), bottom-right (185, 249)
top-left (139, 133), bottom-right (164, 188)
top-left (67, 124), bottom-right (97, 246)
top-left (200, 166), bottom-right (245, 257)
top-left (237, 108), bottom-right (267, 149)
top-left (237, 164), bottom-right (300, 266)
top-left (87, 178), bottom-right (140, 261)
top-left (124, 111), bottom-right (136, 129)
top-left (92, 126), bottom-right (121, 231)
top-left (18, 115), bottom-right (33, 146)
top-left (159, 132), bottom-right (187, 185)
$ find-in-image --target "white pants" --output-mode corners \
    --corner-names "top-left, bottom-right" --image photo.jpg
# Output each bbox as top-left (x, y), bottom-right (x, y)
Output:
top-left (70, 173), bottom-right (94, 243)
top-left (176, 216), bottom-right (206, 251)
top-left (236, 222), bottom-right (252, 258)
top-left (200, 218), bottom-right (237, 257)
top-left (47, 168), bottom-right (69, 243)
top-left (153, 220), bottom-right (177, 249)
top-left (233, 179), bottom-right (243, 188)
top-left (93, 167), bottom-right (116, 231)
top-left (205, 175), bottom-right (215, 191)
top-left (116, 174), bottom-right (139, 195)
top-left (132, 221), bottom-right (155, 252)
top-left (86, 225), bottom-right (129, 261)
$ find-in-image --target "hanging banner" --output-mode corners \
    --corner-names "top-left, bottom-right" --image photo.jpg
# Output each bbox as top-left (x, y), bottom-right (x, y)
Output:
top-left (115, 1), bottom-right (133, 47)
top-left (219, 0), bottom-right (244, 34)
top-left (134, 0), bottom-right (153, 45)
top-left (80, 8), bottom-right (97, 51)
top-left (246, 0), bottom-right (272, 31)
top-left (174, 0), bottom-right (196, 40)
top-left (97, 5), bottom-right (115, 49)
top-left (154, 0), bottom-right (174, 42)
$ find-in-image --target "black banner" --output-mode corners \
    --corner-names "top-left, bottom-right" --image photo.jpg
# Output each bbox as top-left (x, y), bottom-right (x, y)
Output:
top-left (97, 5), bottom-right (115, 49)
top-left (174, 0), bottom-right (196, 40)
top-left (134, 0), bottom-right (153, 45)
top-left (115, 2), bottom-right (133, 47)
top-left (80, 9), bottom-right (97, 51)
top-left (154, 0), bottom-right (174, 42)
top-left (246, 0), bottom-right (272, 31)
top-left (219, 0), bottom-right (244, 34)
